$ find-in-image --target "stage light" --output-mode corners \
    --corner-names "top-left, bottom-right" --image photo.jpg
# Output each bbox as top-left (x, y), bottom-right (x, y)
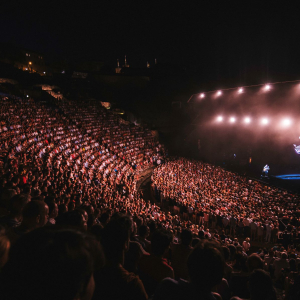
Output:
top-left (216, 90), bottom-right (222, 96)
top-left (216, 116), bottom-right (223, 122)
top-left (238, 88), bottom-right (243, 94)
top-left (261, 118), bottom-right (269, 125)
top-left (229, 117), bottom-right (236, 123)
top-left (281, 118), bottom-right (292, 128)
top-left (244, 117), bottom-right (251, 124)
top-left (200, 93), bottom-right (205, 99)
top-left (264, 84), bottom-right (271, 91)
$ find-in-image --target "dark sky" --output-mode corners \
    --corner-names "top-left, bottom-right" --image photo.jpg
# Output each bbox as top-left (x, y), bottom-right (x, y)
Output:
top-left (1, 1), bottom-right (300, 85)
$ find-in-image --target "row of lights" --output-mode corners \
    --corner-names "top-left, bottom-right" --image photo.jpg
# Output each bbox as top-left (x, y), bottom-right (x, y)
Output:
top-left (215, 116), bottom-right (293, 127)
top-left (200, 84), bottom-right (271, 99)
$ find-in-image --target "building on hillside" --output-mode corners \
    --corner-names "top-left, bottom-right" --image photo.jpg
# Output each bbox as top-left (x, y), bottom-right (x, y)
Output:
top-left (14, 49), bottom-right (47, 75)
top-left (0, 44), bottom-right (48, 75)
top-left (115, 59), bottom-right (122, 74)
top-left (115, 55), bottom-right (131, 74)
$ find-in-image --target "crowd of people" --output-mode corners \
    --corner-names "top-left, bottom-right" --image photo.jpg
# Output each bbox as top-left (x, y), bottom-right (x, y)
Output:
top-left (0, 95), bottom-right (165, 218)
top-left (0, 94), bottom-right (299, 300)
top-left (151, 158), bottom-right (300, 247)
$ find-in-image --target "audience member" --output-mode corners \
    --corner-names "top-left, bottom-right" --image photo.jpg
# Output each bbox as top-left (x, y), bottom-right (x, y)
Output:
top-left (93, 214), bottom-right (148, 300)
top-left (139, 229), bottom-right (174, 296)
top-left (0, 227), bottom-right (97, 300)
top-left (154, 241), bottom-right (224, 300)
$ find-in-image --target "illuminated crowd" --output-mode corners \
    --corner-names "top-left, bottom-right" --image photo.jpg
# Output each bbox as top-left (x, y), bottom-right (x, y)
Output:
top-left (152, 158), bottom-right (300, 243)
top-left (0, 94), bottom-right (299, 300)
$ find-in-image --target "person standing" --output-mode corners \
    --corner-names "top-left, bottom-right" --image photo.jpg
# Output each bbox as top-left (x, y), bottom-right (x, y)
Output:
top-left (242, 237), bottom-right (251, 253)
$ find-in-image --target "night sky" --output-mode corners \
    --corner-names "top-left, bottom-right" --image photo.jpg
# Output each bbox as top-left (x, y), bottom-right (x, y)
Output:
top-left (1, 1), bottom-right (300, 86)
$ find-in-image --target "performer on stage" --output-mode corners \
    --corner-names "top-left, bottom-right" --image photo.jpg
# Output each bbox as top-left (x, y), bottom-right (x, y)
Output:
top-left (262, 164), bottom-right (270, 177)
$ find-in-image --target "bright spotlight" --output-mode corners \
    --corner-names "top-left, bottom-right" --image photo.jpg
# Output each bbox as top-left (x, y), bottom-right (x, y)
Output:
top-left (281, 118), bottom-right (292, 128)
top-left (244, 117), bottom-right (251, 124)
top-left (264, 84), bottom-right (271, 91)
top-left (261, 118), bottom-right (269, 125)
top-left (216, 90), bottom-right (222, 96)
top-left (216, 116), bottom-right (223, 122)
top-left (229, 117), bottom-right (236, 123)
top-left (238, 88), bottom-right (243, 94)
top-left (200, 93), bottom-right (205, 99)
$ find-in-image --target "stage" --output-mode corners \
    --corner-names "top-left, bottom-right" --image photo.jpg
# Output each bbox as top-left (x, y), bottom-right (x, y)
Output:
top-left (267, 174), bottom-right (300, 193)
top-left (274, 174), bottom-right (300, 180)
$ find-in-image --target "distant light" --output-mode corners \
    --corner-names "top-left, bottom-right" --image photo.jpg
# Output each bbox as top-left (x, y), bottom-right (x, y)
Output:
top-left (217, 90), bottom-right (222, 96)
top-left (216, 116), bottom-right (223, 122)
top-left (25, 68), bottom-right (28, 70)
top-left (229, 117), bottom-right (236, 123)
top-left (238, 88), bottom-right (243, 94)
top-left (261, 118), bottom-right (269, 125)
top-left (29, 62), bottom-right (32, 65)
top-left (200, 93), bottom-right (205, 99)
top-left (43, 72), bottom-right (46, 74)
top-left (281, 118), bottom-right (292, 128)
top-left (26, 95), bottom-right (29, 98)
top-left (62, 70), bottom-right (65, 74)
top-left (244, 117), bottom-right (251, 124)
top-left (264, 84), bottom-right (271, 91)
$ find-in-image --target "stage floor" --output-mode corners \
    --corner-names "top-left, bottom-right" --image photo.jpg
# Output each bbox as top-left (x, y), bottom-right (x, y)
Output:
top-left (267, 174), bottom-right (300, 194)
top-left (274, 174), bottom-right (300, 180)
